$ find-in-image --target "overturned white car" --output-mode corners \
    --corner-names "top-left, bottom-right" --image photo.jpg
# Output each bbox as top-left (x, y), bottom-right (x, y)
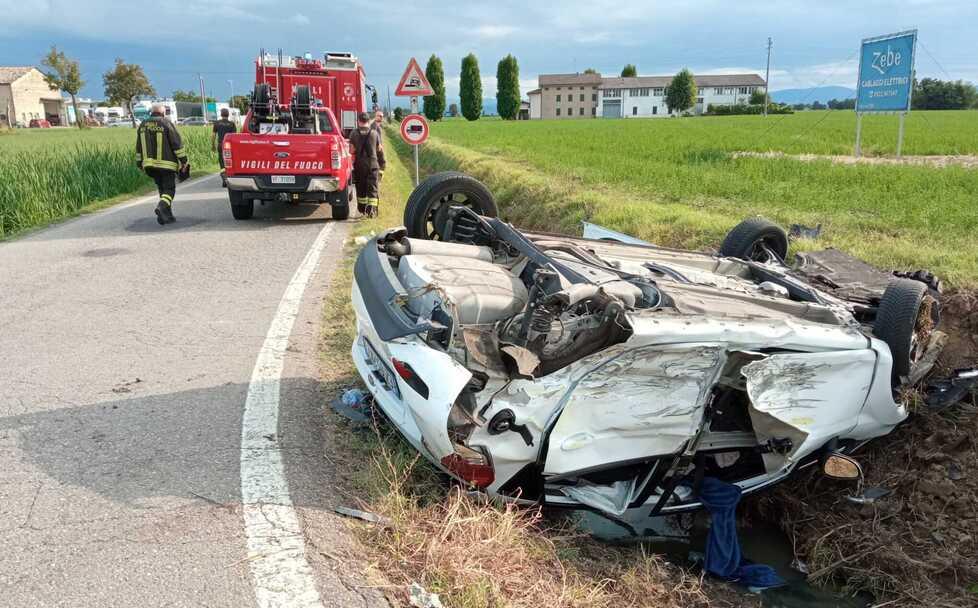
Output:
top-left (351, 173), bottom-right (940, 518)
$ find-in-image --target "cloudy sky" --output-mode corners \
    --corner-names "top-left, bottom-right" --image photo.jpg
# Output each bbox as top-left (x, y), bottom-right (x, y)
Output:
top-left (1, 0), bottom-right (974, 101)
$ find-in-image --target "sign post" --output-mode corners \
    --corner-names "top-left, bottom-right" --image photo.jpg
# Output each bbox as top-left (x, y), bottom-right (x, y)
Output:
top-left (395, 58), bottom-right (434, 186)
top-left (855, 30), bottom-right (917, 157)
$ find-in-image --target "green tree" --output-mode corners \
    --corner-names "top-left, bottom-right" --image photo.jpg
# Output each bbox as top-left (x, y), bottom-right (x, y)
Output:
top-left (448, 103), bottom-right (459, 117)
top-left (620, 64), bottom-right (637, 77)
top-left (749, 89), bottom-right (766, 105)
top-left (912, 78), bottom-right (978, 110)
top-left (583, 68), bottom-right (599, 75)
top-left (664, 68), bottom-right (697, 114)
top-left (393, 107), bottom-right (405, 122)
top-left (41, 46), bottom-right (85, 129)
top-left (423, 55), bottom-right (446, 121)
top-left (172, 90), bottom-right (215, 103)
top-left (104, 59), bottom-right (155, 126)
top-left (230, 94), bottom-right (250, 115)
top-left (460, 53), bottom-right (483, 121)
top-left (495, 54), bottom-right (520, 120)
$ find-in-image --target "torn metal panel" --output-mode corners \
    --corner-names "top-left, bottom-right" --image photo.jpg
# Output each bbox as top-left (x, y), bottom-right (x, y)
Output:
top-left (742, 350), bottom-right (879, 463)
top-left (544, 345), bottom-right (726, 476)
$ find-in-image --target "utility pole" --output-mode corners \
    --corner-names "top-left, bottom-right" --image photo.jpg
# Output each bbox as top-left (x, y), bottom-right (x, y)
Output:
top-left (386, 85), bottom-right (392, 118)
top-left (198, 73), bottom-right (207, 122)
top-left (228, 79), bottom-right (234, 105)
top-left (764, 37), bottom-right (773, 117)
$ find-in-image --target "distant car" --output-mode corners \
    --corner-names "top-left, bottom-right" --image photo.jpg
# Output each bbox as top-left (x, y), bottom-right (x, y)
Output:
top-left (180, 117), bottom-right (208, 126)
top-left (28, 119), bottom-right (51, 128)
top-left (107, 119), bottom-right (135, 127)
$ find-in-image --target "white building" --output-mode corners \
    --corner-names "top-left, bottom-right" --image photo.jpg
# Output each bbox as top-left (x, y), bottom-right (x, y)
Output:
top-left (527, 88), bottom-right (541, 119)
top-left (596, 74), bottom-right (766, 118)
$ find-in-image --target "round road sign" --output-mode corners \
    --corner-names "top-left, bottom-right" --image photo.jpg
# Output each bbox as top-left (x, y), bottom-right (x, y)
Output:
top-left (399, 114), bottom-right (429, 145)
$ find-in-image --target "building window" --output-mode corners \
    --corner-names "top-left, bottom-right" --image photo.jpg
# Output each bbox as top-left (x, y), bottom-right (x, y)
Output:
top-left (579, 107), bottom-right (584, 116)
top-left (579, 94), bottom-right (584, 102)
top-left (592, 94), bottom-right (597, 102)
top-left (632, 106), bottom-right (638, 115)
top-left (714, 87), bottom-right (724, 95)
top-left (556, 94), bottom-right (561, 102)
top-left (739, 86), bottom-right (748, 94)
top-left (580, 86), bottom-right (584, 90)
top-left (629, 88), bottom-right (640, 96)
top-left (591, 107), bottom-right (596, 116)
top-left (652, 87), bottom-right (664, 96)
top-left (639, 88), bottom-right (649, 96)
top-left (556, 108), bottom-right (561, 116)
top-left (602, 89), bottom-right (621, 98)
top-left (652, 106), bottom-right (657, 115)
top-left (544, 87), bottom-right (549, 91)
top-left (696, 97), bottom-right (704, 104)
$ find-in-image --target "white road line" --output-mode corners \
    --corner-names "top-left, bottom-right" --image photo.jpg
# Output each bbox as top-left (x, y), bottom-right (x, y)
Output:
top-left (241, 222), bottom-right (335, 608)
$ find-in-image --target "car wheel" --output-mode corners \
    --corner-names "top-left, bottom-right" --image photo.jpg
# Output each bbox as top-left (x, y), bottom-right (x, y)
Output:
top-left (229, 191), bottom-right (254, 220)
top-left (404, 172), bottom-right (498, 239)
top-left (874, 278), bottom-right (938, 385)
top-left (720, 217), bottom-right (789, 263)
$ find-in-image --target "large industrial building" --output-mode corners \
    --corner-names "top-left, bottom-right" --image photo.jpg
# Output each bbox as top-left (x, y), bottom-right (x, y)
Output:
top-left (527, 71), bottom-right (766, 119)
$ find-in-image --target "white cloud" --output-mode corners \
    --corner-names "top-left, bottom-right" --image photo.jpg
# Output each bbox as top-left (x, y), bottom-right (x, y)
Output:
top-left (289, 13), bottom-right (310, 26)
top-left (474, 24), bottom-right (517, 40)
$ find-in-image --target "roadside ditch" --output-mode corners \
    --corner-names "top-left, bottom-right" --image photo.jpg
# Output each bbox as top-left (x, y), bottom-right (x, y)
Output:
top-left (375, 131), bottom-right (978, 607)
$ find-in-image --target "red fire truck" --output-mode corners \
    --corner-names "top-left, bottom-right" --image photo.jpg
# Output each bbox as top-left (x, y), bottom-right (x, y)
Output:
top-left (222, 51), bottom-right (375, 220)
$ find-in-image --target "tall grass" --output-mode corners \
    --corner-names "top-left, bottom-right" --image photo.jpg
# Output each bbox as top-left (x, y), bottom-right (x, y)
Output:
top-left (0, 127), bottom-right (217, 237)
top-left (428, 111), bottom-right (978, 287)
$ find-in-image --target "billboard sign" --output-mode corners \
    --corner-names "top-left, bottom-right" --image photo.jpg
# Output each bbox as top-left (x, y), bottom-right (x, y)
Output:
top-left (856, 30), bottom-right (916, 113)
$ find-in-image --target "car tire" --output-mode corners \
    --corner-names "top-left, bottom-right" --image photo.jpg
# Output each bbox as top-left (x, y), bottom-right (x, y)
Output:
top-left (404, 172), bottom-right (498, 239)
top-left (874, 278), bottom-right (936, 385)
top-left (720, 217), bottom-right (789, 262)
top-left (229, 191), bottom-right (254, 220)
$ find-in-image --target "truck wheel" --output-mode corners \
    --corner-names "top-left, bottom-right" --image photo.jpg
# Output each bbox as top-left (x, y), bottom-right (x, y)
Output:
top-left (874, 278), bottom-right (938, 385)
top-left (404, 172), bottom-right (498, 240)
top-left (332, 204), bottom-right (350, 220)
top-left (720, 217), bottom-right (788, 263)
top-left (229, 191), bottom-right (254, 220)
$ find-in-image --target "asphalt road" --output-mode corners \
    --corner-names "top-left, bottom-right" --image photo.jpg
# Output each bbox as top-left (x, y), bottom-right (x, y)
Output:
top-left (0, 176), bottom-right (385, 607)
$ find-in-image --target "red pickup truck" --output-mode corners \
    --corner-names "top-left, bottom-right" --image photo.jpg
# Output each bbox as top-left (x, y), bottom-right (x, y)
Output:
top-left (221, 51), bottom-right (369, 220)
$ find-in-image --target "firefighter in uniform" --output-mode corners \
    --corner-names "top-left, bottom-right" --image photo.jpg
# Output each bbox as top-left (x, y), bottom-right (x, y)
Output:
top-left (211, 108), bottom-right (237, 185)
top-left (371, 109), bottom-right (386, 180)
top-left (348, 112), bottom-right (382, 218)
top-left (136, 103), bottom-right (188, 225)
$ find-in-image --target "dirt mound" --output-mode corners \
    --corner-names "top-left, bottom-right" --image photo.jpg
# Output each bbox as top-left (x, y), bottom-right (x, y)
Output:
top-left (753, 290), bottom-right (978, 607)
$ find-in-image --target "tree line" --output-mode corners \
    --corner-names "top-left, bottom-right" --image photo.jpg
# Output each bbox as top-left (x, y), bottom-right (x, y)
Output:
top-left (413, 53), bottom-right (522, 121)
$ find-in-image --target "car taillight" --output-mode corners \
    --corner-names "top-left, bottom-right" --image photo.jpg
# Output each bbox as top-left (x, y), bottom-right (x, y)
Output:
top-left (223, 142), bottom-right (232, 162)
top-left (331, 149), bottom-right (341, 170)
top-left (391, 357), bottom-right (429, 398)
top-left (441, 445), bottom-right (494, 488)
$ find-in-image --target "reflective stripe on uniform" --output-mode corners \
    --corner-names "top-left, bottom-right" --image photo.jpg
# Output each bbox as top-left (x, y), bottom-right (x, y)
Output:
top-left (161, 194), bottom-right (173, 203)
top-left (142, 158), bottom-right (179, 171)
top-left (139, 130), bottom-right (148, 164)
top-left (155, 132), bottom-right (164, 162)
top-left (365, 197), bottom-right (379, 207)
top-left (172, 147), bottom-right (186, 159)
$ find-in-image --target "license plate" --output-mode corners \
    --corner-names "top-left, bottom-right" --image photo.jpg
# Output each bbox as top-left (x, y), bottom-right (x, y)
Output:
top-left (271, 175), bottom-right (295, 184)
top-left (362, 338), bottom-right (400, 399)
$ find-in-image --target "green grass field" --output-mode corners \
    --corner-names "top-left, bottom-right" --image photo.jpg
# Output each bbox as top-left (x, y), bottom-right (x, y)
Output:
top-left (426, 111), bottom-right (978, 287)
top-left (0, 126), bottom-right (218, 238)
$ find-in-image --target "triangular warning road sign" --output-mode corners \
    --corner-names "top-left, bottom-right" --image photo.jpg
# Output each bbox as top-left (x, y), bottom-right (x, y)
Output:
top-left (395, 57), bottom-right (434, 97)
